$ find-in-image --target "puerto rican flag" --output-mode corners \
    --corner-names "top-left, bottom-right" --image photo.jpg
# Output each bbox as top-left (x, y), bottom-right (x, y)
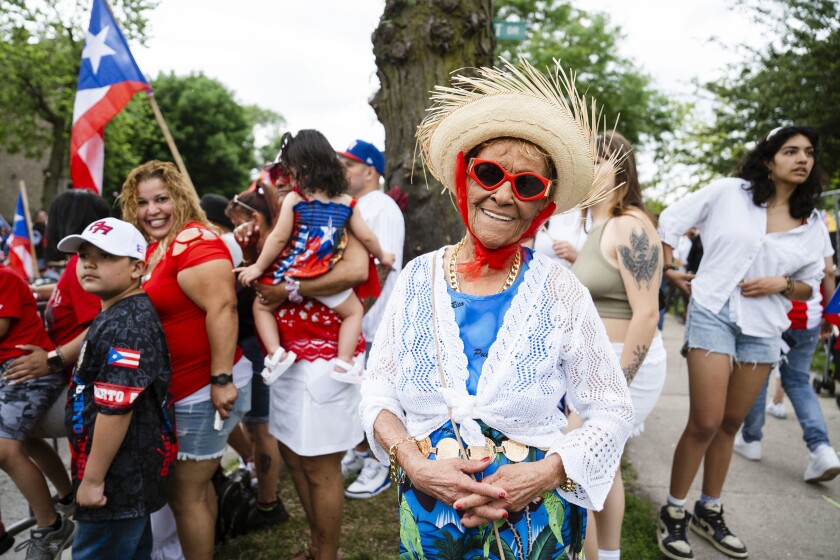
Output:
top-left (70, 0), bottom-right (151, 194)
top-left (107, 347), bottom-right (141, 369)
top-left (6, 194), bottom-right (35, 280)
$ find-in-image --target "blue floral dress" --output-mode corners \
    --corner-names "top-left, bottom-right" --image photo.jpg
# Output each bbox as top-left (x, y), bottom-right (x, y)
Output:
top-left (398, 250), bottom-right (586, 559)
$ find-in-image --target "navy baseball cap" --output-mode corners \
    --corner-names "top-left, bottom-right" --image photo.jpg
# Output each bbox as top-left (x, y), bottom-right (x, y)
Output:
top-left (338, 140), bottom-right (385, 175)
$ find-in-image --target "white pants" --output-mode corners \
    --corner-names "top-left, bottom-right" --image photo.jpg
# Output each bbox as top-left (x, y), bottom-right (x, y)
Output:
top-left (611, 334), bottom-right (667, 437)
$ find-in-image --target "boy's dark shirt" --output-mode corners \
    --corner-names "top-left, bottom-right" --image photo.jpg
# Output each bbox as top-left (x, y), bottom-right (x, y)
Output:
top-left (66, 293), bottom-right (176, 521)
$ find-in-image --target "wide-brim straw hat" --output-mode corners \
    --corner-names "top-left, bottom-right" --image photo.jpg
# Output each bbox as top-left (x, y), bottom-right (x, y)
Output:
top-left (417, 58), bottom-right (619, 214)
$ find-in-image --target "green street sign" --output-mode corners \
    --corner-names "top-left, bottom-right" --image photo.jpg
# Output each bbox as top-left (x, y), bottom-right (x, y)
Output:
top-left (493, 20), bottom-right (527, 42)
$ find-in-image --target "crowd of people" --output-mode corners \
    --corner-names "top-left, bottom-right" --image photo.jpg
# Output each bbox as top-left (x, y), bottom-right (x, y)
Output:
top-left (0, 58), bottom-right (838, 560)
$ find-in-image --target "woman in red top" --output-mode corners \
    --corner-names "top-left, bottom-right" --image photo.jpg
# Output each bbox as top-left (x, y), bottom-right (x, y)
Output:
top-left (121, 161), bottom-right (248, 560)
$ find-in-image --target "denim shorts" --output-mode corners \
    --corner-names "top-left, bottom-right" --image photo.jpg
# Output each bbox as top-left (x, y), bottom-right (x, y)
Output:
top-left (174, 381), bottom-right (252, 461)
top-left (684, 299), bottom-right (780, 365)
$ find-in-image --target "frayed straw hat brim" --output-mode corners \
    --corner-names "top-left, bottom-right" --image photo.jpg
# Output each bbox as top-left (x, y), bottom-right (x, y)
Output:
top-left (417, 58), bottom-right (620, 215)
top-left (427, 92), bottom-right (593, 214)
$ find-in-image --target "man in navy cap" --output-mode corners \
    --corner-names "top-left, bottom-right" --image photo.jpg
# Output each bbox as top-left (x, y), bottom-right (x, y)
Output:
top-left (337, 139), bottom-right (405, 499)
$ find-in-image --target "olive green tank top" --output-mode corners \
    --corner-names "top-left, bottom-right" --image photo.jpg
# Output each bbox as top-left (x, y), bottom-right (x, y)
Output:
top-left (571, 221), bottom-right (633, 320)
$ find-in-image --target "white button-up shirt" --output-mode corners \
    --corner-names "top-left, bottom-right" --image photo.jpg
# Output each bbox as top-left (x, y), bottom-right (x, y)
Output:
top-left (659, 178), bottom-right (825, 338)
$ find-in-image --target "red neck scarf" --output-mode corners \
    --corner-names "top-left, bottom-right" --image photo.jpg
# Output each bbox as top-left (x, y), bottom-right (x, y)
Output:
top-left (453, 151), bottom-right (556, 278)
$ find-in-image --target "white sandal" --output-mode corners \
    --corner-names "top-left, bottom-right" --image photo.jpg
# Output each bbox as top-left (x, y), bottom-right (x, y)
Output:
top-left (330, 358), bottom-right (363, 385)
top-left (261, 348), bottom-right (297, 385)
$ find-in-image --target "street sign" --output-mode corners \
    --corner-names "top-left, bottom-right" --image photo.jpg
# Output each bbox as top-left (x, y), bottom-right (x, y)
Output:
top-left (493, 20), bottom-right (527, 42)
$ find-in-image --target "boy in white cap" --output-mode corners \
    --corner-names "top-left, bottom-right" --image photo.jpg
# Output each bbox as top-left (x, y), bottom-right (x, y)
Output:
top-left (57, 218), bottom-right (176, 560)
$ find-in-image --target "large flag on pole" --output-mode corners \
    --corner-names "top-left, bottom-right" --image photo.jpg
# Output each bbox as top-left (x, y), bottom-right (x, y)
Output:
top-left (70, 0), bottom-right (151, 194)
top-left (7, 194), bottom-right (35, 280)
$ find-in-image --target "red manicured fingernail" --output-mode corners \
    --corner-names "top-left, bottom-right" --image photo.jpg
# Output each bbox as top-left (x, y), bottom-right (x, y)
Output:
top-left (482, 457), bottom-right (491, 462)
top-left (502, 512), bottom-right (509, 519)
top-left (499, 492), bottom-right (506, 498)
top-left (454, 504), bottom-right (461, 510)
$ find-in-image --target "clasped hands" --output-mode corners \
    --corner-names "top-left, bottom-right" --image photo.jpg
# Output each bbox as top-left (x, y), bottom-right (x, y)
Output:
top-left (405, 454), bottom-right (560, 528)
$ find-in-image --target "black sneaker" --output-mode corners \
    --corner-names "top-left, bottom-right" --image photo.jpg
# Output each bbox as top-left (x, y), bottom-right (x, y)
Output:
top-left (657, 504), bottom-right (694, 559)
top-left (690, 501), bottom-right (748, 558)
top-left (247, 499), bottom-right (290, 530)
top-left (0, 530), bottom-right (14, 554)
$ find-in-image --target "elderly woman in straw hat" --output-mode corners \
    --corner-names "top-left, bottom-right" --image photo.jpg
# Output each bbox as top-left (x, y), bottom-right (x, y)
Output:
top-left (360, 59), bottom-right (634, 559)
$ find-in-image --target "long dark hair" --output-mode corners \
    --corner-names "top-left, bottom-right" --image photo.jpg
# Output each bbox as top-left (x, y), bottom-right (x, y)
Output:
top-left (279, 129), bottom-right (348, 198)
top-left (46, 190), bottom-right (110, 262)
top-left (735, 125), bottom-right (822, 219)
top-left (596, 132), bottom-right (653, 221)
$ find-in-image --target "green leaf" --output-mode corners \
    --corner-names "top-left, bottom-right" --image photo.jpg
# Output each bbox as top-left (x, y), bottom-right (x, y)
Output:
top-left (527, 526), bottom-right (559, 560)
top-left (541, 491), bottom-right (565, 547)
top-left (399, 495), bottom-right (426, 560)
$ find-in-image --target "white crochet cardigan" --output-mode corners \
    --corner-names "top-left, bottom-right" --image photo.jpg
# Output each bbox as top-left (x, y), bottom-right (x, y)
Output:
top-left (360, 248), bottom-right (634, 510)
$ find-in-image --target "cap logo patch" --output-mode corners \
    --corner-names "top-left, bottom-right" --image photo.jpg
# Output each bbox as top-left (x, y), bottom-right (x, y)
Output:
top-left (88, 220), bottom-right (114, 235)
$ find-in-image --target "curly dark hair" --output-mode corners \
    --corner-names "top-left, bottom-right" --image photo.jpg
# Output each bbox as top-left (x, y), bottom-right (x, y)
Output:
top-left (279, 129), bottom-right (348, 198)
top-left (735, 125), bottom-right (822, 219)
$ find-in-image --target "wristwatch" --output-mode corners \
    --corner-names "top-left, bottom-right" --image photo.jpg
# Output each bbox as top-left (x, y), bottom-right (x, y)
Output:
top-left (664, 263), bottom-right (679, 272)
top-left (210, 373), bottom-right (233, 386)
top-left (47, 346), bottom-right (66, 374)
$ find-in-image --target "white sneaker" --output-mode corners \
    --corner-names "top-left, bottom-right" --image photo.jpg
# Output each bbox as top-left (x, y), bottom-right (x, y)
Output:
top-left (804, 445), bottom-right (840, 482)
top-left (733, 432), bottom-right (762, 461)
top-left (341, 450), bottom-right (367, 479)
top-left (345, 457), bottom-right (391, 499)
top-left (766, 401), bottom-right (787, 419)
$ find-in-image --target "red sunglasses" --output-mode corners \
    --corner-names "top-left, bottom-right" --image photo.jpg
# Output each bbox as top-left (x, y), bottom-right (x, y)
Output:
top-left (467, 158), bottom-right (552, 201)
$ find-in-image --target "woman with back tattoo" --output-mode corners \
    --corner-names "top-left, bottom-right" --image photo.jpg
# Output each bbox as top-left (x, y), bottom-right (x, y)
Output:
top-left (571, 131), bottom-right (666, 560)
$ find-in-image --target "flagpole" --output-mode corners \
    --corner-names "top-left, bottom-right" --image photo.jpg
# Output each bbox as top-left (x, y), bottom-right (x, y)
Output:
top-left (18, 180), bottom-right (40, 279)
top-left (145, 92), bottom-right (196, 192)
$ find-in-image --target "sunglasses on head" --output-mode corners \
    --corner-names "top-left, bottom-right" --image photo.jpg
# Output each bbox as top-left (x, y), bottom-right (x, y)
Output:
top-left (232, 194), bottom-right (259, 215)
top-left (467, 158), bottom-right (552, 201)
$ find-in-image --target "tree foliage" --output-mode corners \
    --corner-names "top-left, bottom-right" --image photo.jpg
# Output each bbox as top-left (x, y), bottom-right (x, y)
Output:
top-left (493, 0), bottom-right (678, 147)
top-left (0, 0), bottom-right (156, 208)
top-left (104, 72), bottom-right (267, 200)
top-left (665, 0), bottom-right (840, 192)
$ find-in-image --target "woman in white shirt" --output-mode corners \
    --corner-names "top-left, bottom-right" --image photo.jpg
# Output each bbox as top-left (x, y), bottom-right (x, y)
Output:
top-left (361, 59), bottom-right (634, 560)
top-left (656, 125), bottom-right (825, 560)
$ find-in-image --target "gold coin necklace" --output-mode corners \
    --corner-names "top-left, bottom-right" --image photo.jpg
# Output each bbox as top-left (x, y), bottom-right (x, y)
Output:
top-left (447, 238), bottom-right (521, 293)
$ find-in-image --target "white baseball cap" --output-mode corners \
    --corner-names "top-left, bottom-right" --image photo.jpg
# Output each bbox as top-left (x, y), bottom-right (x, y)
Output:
top-left (58, 217), bottom-right (147, 260)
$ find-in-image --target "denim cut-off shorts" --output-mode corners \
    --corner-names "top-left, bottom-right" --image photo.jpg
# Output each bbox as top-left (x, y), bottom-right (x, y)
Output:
top-left (684, 299), bottom-right (780, 365)
top-left (174, 381), bottom-right (252, 461)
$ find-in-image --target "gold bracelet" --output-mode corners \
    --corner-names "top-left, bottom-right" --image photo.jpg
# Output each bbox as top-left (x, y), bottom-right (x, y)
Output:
top-left (783, 276), bottom-right (794, 296)
top-left (388, 436), bottom-right (416, 484)
top-left (559, 476), bottom-right (577, 493)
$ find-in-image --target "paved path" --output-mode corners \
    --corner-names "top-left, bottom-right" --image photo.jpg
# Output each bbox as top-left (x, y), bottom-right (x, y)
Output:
top-left (627, 314), bottom-right (840, 559)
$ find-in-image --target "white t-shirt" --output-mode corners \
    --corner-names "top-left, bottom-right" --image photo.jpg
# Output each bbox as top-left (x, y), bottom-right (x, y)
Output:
top-left (356, 190), bottom-right (405, 340)
top-left (532, 209), bottom-right (589, 269)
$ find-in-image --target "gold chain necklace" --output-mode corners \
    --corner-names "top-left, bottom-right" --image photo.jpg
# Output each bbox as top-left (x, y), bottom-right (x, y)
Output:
top-left (447, 238), bottom-right (522, 293)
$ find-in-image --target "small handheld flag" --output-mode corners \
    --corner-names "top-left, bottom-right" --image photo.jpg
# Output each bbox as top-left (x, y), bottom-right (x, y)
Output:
top-left (7, 194), bottom-right (35, 280)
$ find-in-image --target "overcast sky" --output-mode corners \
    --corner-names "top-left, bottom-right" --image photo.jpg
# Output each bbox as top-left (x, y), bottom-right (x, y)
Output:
top-left (131, 0), bottom-right (764, 162)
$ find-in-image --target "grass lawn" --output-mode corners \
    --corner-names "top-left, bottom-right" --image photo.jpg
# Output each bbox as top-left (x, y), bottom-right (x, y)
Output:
top-left (219, 456), bottom-right (660, 559)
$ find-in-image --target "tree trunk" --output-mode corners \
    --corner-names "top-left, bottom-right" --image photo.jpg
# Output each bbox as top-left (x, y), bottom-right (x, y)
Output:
top-left (372, 0), bottom-right (494, 262)
top-left (42, 117), bottom-right (67, 210)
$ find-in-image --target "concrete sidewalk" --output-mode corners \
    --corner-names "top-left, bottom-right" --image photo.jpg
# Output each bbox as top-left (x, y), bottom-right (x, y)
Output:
top-left (627, 314), bottom-right (840, 559)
